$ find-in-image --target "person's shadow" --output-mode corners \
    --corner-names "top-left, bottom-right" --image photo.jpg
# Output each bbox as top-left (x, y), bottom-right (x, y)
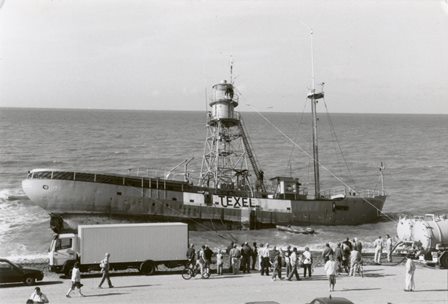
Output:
top-left (0, 281), bottom-right (63, 288)
top-left (82, 292), bottom-right (129, 297)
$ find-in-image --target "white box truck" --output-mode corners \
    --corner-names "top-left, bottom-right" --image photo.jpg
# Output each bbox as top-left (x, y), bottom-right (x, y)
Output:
top-left (48, 223), bottom-right (188, 276)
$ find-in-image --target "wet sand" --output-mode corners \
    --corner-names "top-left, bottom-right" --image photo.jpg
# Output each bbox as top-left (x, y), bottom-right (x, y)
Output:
top-left (0, 262), bottom-right (446, 304)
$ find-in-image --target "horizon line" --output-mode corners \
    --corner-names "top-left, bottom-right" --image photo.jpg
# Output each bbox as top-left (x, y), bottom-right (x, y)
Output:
top-left (1, 106), bottom-right (447, 116)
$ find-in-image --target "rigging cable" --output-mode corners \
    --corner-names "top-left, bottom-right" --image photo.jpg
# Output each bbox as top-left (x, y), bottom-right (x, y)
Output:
top-left (286, 97), bottom-right (309, 174)
top-left (247, 104), bottom-right (396, 223)
top-left (322, 99), bottom-right (356, 187)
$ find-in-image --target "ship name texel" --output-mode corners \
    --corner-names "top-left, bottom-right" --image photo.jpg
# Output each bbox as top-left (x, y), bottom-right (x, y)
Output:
top-left (216, 195), bottom-right (257, 208)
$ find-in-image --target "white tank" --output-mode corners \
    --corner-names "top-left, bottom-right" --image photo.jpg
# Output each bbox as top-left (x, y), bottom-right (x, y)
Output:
top-left (397, 214), bottom-right (448, 250)
top-left (397, 217), bottom-right (415, 241)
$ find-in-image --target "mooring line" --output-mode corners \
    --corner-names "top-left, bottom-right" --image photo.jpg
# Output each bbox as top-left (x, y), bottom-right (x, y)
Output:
top-left (247, 104), bottom-right (397, 223)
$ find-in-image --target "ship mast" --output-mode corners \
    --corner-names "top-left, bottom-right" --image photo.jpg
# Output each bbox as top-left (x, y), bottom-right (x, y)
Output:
top-left (306, 29), bottom-right (324, 198)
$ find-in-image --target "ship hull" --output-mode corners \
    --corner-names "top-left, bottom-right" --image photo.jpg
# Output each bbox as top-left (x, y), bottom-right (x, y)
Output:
top-left (22, 171), bottom-right (386, 229)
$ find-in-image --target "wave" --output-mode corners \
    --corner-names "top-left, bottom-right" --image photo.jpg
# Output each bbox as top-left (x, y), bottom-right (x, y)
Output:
top-left (0, 188), bottom-right (25, 202)
top-left (4, 254), bottom-right (49, 264)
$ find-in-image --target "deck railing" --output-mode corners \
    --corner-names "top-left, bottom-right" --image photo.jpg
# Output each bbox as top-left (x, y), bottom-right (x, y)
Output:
top-left (29, 170), bottom-right (190, 192)
top-left (320, 186), bottom-right (386, 198)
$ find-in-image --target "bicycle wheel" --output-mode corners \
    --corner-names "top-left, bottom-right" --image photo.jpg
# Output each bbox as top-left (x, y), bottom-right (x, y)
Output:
top-left (202, 270), bottom-right (210, 279)
top-left (182, 268), bottom-right (193, 280)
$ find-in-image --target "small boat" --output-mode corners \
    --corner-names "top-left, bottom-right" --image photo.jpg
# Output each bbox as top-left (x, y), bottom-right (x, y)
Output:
top-left (276, 225), bottom-right (315, 234)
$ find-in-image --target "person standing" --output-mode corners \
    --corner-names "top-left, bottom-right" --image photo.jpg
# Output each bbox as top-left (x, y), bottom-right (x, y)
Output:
top-left (241, 242), bottom-right (252, 273)
top-left (227, 241), bottom-right (234, 272)
top-left (284, 246), bottom-right (292, 278)
top-left (374, 236), bottom-right (383, 264)
top-left (303, 247), bottom-right (313, 278)
top-left (322, 243), bottom-right (333, 263)
top-left (186, 244), bottom-right (196, 269)
top-left (404, 255), bottom-right (416, 291)
top-left (260, 243), bottom-right (270, 276)
top-left (349, 248), bottom-right (362, 276)
top-left (324, 255), bottom-right (337, 292)
top-left (334, 243), bottom-right (343, 274)
top-left (230, 244), bottom-right (241, 275)
top-left (216, 250), bottom-right (224, 275)
top-left (29, 287), bottom-right (49, 303)
top-left (386, 234), bottom-right (393, 262)
top-left (98, 252), bottom-right (113, 288)
top-left (251, 242), bottom-right (258, 270)
top-left (341, 242), bottom-right (351, 273)
top-left (66, 262), bottom-right (84, 298)
top-left (287, 247), bottom-right (301, 281)
top-left (197, 245), bottom-right (206, 276)
top-left (271, 249), bottom-right (282, 281)
top-left (204, 245), bottom-right (213, 275)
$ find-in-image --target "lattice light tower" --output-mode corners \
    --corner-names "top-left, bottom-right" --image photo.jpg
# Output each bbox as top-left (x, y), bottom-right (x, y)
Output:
top-left (200, 80), bottom-right (260, 191)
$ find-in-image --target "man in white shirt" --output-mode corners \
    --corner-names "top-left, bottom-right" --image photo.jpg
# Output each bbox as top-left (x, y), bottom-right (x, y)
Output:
top-left (385, 234), bottom-right (393, 262)
top-left (374, 236), bottom-right (383, 264)
top-left (260, 243), bottom-right (270, 276)
top-left (349, 249), bottom-right (362, 276)
top-left (66, 262), bottom-right (84, 297)
top-left (303, 247), bottom-right (313, 278)
top-left (287, 247), bottom-right (300, 281)
top-left (98, 252), bottom-right (113, 288)
top-left (324, 254), bottom-right (337, 292)
top-left (29, 287), bottom-right (49, 303)
top-left (405, 255), bottom-right (416, 291)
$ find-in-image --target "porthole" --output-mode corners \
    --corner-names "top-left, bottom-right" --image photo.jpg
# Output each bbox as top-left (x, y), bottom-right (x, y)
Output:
top-left (42, 185), bottom-right (49, 190)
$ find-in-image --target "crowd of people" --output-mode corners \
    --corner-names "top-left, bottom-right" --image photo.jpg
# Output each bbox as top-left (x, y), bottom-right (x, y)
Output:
top-left (185, 234), bottom-right (398, 291)
top-left (26, 234), bottom-right (403, 302)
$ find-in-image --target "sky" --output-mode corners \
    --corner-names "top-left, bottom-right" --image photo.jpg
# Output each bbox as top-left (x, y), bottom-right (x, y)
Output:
top-left (0, 0), bottom-right (447, 114)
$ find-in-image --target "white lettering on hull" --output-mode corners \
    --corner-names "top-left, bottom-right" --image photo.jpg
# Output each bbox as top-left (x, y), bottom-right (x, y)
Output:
top-left (214, 195), bottom-right (257, 208)
top-left (212, 195), bottom-right (292, 212)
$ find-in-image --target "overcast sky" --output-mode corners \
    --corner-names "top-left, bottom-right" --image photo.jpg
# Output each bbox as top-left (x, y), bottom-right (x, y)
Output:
top-left (1, 0), bottom-right (447, 114)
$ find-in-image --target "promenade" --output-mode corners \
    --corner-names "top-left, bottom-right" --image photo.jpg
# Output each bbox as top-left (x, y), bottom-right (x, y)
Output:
top-left (1, 263), bottom-right (447, 304)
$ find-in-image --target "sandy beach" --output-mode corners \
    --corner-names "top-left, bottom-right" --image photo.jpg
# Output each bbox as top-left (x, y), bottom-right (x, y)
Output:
top-left (1, 262), bottom-right (446, 304)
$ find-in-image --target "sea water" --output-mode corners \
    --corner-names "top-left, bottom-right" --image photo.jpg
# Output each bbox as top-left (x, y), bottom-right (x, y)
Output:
top-left (1, 108), bottom-right (447, 262)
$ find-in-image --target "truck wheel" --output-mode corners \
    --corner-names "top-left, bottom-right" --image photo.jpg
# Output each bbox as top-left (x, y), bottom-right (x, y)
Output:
top-left (140, 261), bottom-right (155, 275)
top-left (440, 251), bottom-right (448, 268)
top-left (24, 276), bottom-right (36, 286)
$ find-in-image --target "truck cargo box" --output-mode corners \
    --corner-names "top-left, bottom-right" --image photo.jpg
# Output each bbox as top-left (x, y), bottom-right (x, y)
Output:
top-left (78, 223), bottom-right (188, 265)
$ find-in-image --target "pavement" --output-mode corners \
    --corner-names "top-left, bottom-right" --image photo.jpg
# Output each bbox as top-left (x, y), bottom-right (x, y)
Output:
top-left (0, 264), bottom-right (447, 304)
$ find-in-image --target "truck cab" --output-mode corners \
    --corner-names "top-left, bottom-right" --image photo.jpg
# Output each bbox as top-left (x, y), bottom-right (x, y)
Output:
top-left (49, 234), bottom-right (79, 274)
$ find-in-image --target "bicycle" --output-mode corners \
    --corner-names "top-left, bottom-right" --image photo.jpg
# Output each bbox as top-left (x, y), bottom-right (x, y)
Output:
top-left (181, 263), bottom-right (210, 280)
